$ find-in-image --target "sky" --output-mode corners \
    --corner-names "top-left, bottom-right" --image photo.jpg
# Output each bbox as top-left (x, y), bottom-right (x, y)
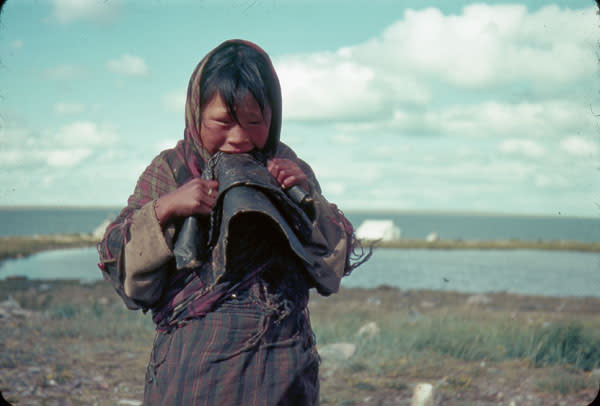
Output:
top-left (0, 0), bottom-right (599, 217)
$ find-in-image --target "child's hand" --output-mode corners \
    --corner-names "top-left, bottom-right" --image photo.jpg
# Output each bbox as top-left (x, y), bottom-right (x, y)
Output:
top-left (154, 178), bottom-right (219, 225)
top-left (267, 158), bottom-right (309, 191)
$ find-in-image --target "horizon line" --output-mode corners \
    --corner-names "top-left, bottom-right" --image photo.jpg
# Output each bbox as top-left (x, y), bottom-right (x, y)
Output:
top-left (0, 205), bottom-right (598, 220)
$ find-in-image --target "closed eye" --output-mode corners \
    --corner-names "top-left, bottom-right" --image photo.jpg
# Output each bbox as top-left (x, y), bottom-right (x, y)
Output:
top-left (214, 118), bottom-right (234, 126)
top-left (246, 115), bottom-right (264, 125)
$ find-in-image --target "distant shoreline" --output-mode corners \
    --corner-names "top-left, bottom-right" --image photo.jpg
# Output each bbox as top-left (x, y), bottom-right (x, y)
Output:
top-left (0, 234), bottom-right (99, 262)
top-left (370, 239), bottom-right (600, 253)
top-left (344, 209), bottom-right (600, 220)
top-left (0, 205), bottom-right (599, 220)
top-left (1, 234), bottom-right (599, 263)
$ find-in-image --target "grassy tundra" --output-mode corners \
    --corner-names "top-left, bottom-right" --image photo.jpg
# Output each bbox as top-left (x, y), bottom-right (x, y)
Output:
top-left (1, 278), bottom-right (599, 405)
top-left (1, 234), bottom-right (599, 263)
top-left (1, 235), bottom-right (599, 404)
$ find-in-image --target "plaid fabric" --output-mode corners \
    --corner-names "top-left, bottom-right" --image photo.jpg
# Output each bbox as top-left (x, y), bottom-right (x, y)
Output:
top-left (95, 39), bottom-right (365, 405)
top-left (144, 277), bottom-right (319, 406)
top-left (151, 261), bottom-right (267, 332)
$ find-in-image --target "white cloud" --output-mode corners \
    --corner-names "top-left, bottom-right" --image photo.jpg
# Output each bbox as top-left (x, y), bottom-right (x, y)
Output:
top-left (106, 54), bottom-right (149, 76)
top-left (44, 64), bottom-right (87, 80)
top-left (321, 182), bottom-right (346, 196)
top-left (0, 150), bottom-right (27, 167)
top-left (46, 148), bottom-right (92, 167)
top-left (275, 5), bottom-right (595, 124)
top-left (0, 120), bottom-right (118, 171)
top-left (371, 4), bottom-right (595, 88)
top-left (0, 125), bottom-right (31, 146)
top-left (534, 173), bottom-right (568, 188)
top-left (332, 134), bottom-right (358, 145)
top-left (48, 0), bottom-right (118, 24)
top-left (55, 121), bottom-right (117, 146)
top-left (500, 139), bottom-right (545, 158)
top-left (54, 102), bottom-right (86, 115)
top-left (276, 49), bottom-right (431, 122)
top-left (154, 139), bottom-right (179, 154)
top-left (387, 101), bottom-right (592, 139)
top-left (277, 55), bottom-right (384, 121)
top-left (0, 147), bottom-right (90, 169)
top-left (560, 136), bottom-right (599, 157)
top-left (162, 91), bottom-right (186, 114)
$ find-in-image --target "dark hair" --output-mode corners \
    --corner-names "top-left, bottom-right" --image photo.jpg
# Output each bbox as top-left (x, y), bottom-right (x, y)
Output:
top-left (200, 41), bottom-right (281, 155)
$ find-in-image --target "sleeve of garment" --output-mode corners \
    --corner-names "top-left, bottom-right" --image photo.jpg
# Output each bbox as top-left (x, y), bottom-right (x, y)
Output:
top-left (97, 154), bottom-right (178, 310)
top-left (303, 190), bottom-right (354, 295)
top-left (275, 143), bottom-right (358, 296)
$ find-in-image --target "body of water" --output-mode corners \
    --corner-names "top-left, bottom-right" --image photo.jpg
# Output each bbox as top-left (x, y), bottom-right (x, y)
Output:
top-left (343, 248), bottom-right (600, 297)
top-left (0, 207), bottom-right (121, 237)
top-left (0, 207), bottom-right (598, 298)
top-left (1, 247), bottom-right (598, 298)
top-left (1, 207), bottom-right (598, 242)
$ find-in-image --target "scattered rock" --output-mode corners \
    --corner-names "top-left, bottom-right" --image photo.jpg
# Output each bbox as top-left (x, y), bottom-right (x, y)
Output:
top-left (39, 283), bottom-right (51, 292)
top-left (406, 308), bottom-right (422, 323)
top-left (366, 297), bottom-right (381, 306)
top-left (0, 296), bottom-right (35, 320)
top-left (356, 322), bottom-right (380, 340)
top-left (93, 375), bottom-right (109, 390)
top-left (319, 342), bottom-right (356, 363)
top-left (466, 294), bottom-right (491, 305)
top-left (411, 382), bottom-right (434, 406)
top-left (0, 296), bottom-right (20, 309)
top-left (118, 399), bottom-right (142, 406)
top-left (420, 300), bottom-right (435, 309)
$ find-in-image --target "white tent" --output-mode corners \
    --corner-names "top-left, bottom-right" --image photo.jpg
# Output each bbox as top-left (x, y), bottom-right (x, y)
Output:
top-left (355, 220), bottom-right (402, 241)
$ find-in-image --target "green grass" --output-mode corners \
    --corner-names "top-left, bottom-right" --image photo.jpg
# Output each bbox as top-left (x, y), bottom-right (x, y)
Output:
top-left (0, 234), bottom-right (98, 261)
top-left (41, 302), bottom-right (155, 339)
top-left (371, 238), bottom-right (600, 252)
top-left (3, 279), bottom-right (600, 401)
top-left (312, 314), bottom-right (600, 372)
top-left (528, 322), bottom-right (600, 370)
top-left (535, 368), bottom-right (598, 395)
top-left (310, 310), bottom-right (600, 398)
top-left (1, 234), bottom-right (598, 265)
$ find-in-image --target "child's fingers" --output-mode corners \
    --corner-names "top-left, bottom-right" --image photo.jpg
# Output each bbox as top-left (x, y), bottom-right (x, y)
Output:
top-left (267, 158), bottom-right (308, 189)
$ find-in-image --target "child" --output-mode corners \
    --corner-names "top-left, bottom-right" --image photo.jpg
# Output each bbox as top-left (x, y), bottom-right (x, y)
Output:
top-left (98, 39), bottom-right (368, 405)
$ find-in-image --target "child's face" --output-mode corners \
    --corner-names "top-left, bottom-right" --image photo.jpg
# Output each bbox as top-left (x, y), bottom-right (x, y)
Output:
top-left (200, 92), bottom-right (271, 155)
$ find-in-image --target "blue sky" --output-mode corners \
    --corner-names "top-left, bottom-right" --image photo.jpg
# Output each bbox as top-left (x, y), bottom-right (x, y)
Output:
top-left (0, 0), bottom-right (598, 216)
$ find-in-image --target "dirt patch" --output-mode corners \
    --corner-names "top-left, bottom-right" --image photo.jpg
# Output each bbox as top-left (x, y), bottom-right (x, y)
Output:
top-left (1, 279), bottom-right (599, 405)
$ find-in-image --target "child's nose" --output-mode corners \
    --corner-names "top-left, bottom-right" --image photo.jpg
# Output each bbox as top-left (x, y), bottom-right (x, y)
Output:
top-left (225, 126), bottom-right (253, 151)
top-left (229, 125), bottom-right (250, 142)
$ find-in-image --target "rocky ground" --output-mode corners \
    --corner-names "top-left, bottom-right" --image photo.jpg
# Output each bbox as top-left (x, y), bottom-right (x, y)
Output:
top-left (0, 278), bottom-right (599, 405)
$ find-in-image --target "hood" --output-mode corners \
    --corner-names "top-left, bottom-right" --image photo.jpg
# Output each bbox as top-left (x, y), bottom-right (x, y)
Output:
top-left (183, 39), bottom-right (283, 171)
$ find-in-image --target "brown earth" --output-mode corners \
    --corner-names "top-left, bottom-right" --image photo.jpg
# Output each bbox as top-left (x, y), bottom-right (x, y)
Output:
top-left (0, 278), bottom-right (599, 406)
